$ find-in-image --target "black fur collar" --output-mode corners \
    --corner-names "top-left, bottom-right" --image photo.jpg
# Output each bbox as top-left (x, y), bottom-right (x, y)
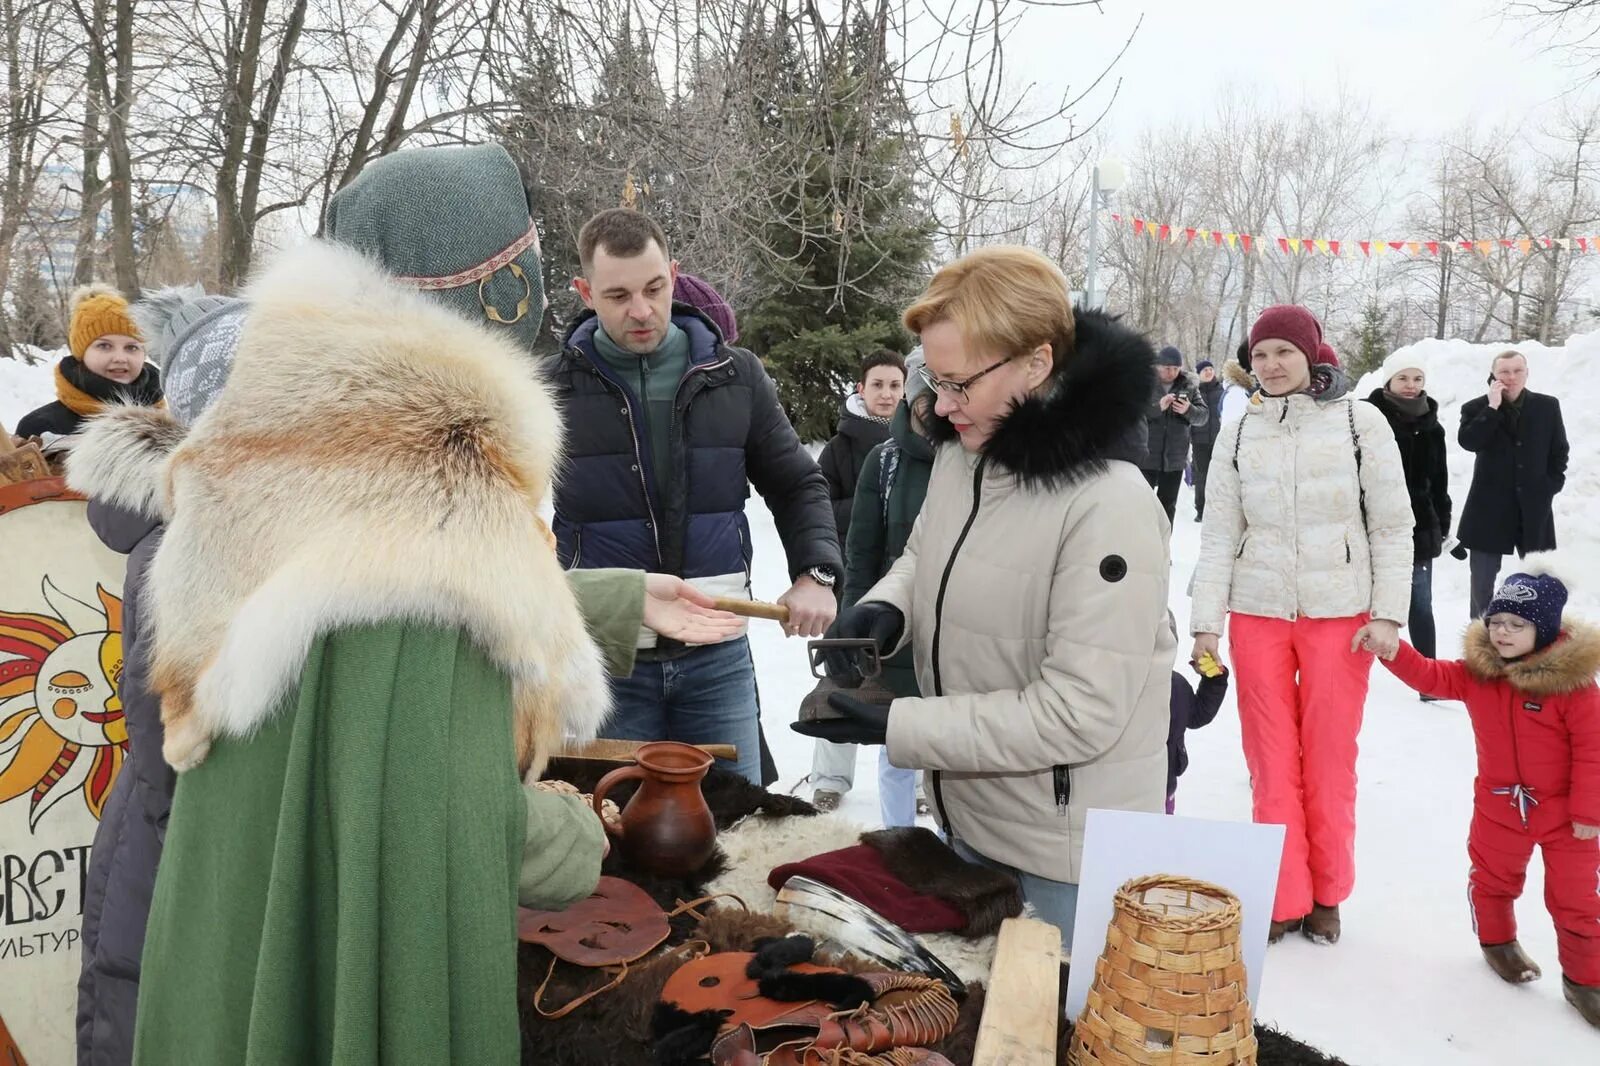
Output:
top-left (922, 307), bottom-right (1155, 490)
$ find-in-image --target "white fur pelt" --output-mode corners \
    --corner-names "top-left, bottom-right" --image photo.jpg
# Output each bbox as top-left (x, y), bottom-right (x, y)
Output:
top-left (705, 813), bottom-right (1004, 986)
top-left (67, 240), bottom-right (609, 776)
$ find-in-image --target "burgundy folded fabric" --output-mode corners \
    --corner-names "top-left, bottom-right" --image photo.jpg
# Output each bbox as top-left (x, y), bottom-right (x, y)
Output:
top-left (768, 844), bottom-right (967, 933)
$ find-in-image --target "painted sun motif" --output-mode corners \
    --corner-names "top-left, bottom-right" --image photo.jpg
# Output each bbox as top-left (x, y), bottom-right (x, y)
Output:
top-left (0, 578), bottom-right (127, 829)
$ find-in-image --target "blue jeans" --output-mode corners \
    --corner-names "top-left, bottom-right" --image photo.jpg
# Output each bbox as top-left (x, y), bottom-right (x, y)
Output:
top-left (601, 637), bottom-right (763, 784)
top-left (1410, 560), bottom-right (1437, 659)
top-left (951, 837), bottom-right (1080, 954)
top-left (878, 748), bottom-right (918, 827)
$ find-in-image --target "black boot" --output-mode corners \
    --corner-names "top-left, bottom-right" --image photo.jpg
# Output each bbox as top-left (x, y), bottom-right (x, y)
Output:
top-left (1268, 916), bottom-right (1304, 944)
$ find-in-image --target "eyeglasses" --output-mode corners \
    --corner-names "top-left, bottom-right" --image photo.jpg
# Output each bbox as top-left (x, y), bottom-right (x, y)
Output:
top-left (1486, 617), bottom-right (1530, 634)
top-left (916, 354), bottom-right (1019, 405)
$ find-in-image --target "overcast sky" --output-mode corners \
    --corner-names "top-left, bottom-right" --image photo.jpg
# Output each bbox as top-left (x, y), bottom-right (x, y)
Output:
top-left (1003, 0), bottom-right (1597, 151)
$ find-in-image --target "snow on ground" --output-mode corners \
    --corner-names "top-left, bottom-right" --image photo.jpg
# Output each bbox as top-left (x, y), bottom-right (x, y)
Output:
top-left (0, 347), bottom-right (59, 432)
top-left (5, 333), bottom-right (1598, 1061)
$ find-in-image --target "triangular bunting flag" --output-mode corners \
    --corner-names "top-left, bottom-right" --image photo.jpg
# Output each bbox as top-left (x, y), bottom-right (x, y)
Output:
top-left (1557, 238), bottom-right (1571, 250)
top-left (1159, 223), bottom-right (1172, 241)
top-left (1578, 237), bottom-right (1589, 252)
top-left (1277, 237), bottom-right (1290, 254)
top-left (1213, 230), bottom-right (1223, 246)
top-left (1315, 239), bottom-right (1330, 254)
top-left (1460, 241), bottom-right (1475, 252)
top-left (1387, 241), bottom-right (1404, 252)
top-left (1426, 241), bottom-right (1439, 256)
top-left (1543, 237), bottom-right (1553, 249)
top-left (1478, 241), bottom-right (1494, 255)
top-left (1288, 238), bottom-right (1302, 254)
top-left (1133, 218), bottom-right (1145, 235)
top-left (1406, 242), bottom-right (1421, 255)
top-left (1375, 242), bottom-right (1388, 256)
top-left (1329, 240), bottom-right (1341, 257)
top-left (1500, 239), bottom-right (1514, 249)
top-left (1241, 234), bottom-right (1253, 253)
top-left (1111, 214), bottom-right (1122, 223)
top-left (1359, 241), bottom-right (1372, 257)
top-left (1185, 227), bottom-right (1197, 244)
top-left (1225, 233), bottom-right (1238, 249)
top-left (1517, 238), bottom-right (1533, 254)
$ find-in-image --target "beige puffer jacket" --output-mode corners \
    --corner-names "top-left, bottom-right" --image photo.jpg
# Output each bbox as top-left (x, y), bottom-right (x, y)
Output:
top-left (1190, 371), bottom-right (1413, 636)
top-left (864, 309), bottom-right (1174, 884)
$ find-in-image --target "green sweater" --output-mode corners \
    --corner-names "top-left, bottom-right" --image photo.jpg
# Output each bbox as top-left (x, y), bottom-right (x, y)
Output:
top-left (593, 322), bottom-right (689, 509)
top-left (134, 576), bottom-right (646, 1065)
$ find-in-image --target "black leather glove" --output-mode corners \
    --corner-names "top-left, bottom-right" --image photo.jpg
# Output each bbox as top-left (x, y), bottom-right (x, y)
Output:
top-left (790, 692), bottom-right (890, 746)
top-left (817, 603), bottom-right (904, 680)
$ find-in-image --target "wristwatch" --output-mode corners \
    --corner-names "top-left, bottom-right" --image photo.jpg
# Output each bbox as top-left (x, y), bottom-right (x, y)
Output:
top-left (806, 566), bottom-right (837, 588)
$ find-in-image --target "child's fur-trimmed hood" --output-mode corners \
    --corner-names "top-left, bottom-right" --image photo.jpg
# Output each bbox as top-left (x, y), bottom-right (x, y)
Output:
top-left (69, 240), bottom-right (609, 775)
top-left (1463, 619), bottom-right (1600, 696)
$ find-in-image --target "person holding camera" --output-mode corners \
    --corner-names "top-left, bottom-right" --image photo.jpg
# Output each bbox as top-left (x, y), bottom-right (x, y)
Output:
top-left (1456, 350), bottom-right (1569, 619)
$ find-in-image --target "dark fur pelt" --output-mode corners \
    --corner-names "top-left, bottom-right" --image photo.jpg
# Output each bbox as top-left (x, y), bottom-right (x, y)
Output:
top-left (921, 306), bottom-right (1156, 490)
top-left (859, 827), bottom-right (1023, 938)
top-left (649, 1003), bottom-right (727, 1066)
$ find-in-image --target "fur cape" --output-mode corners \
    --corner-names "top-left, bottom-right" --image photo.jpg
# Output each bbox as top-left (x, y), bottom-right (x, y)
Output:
top-left (65, 240), bottom-right (609, 776)
top-left (1462, 619), bottom-right (1600, 696)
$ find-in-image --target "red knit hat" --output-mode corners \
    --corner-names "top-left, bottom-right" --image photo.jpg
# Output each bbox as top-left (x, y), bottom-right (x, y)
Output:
top-left (1248, 305), bottom-right (1336, 368)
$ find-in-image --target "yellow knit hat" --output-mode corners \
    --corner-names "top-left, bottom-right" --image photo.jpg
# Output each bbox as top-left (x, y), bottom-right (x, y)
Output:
top-left (68, 283), bottom-right (143, 359)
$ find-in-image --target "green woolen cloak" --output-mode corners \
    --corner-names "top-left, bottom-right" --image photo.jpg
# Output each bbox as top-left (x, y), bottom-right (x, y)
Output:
top-left (132, 621), bottom-right (608, 1066)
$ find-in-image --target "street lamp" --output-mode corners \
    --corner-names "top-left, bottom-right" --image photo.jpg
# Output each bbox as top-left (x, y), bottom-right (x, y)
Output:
top-left (1083, 157), bottom-right (1126, 310)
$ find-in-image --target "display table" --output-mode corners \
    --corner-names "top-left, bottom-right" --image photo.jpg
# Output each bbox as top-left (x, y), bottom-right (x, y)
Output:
top-left (521, 760), bottom-right (1350, 1066)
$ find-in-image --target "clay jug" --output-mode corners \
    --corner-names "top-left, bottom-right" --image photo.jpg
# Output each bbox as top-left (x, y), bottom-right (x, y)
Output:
top-left (591, 741), bottom-right (716, 877)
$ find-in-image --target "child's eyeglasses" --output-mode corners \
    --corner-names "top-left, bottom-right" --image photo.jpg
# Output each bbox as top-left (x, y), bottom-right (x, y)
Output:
top-left (1486, 618), bottom-right (1530, 633)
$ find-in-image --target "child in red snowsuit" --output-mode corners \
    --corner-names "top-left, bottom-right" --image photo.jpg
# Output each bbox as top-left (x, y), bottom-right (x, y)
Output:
top-left (1381, 567), bottom-right (1600, 1028)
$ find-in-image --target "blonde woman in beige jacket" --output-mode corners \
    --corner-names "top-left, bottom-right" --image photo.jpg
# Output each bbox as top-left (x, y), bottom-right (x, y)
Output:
top-left (1191, 304), bottom-right (1413, 947)
top-left (794, 247), bottom-right (1175, 952)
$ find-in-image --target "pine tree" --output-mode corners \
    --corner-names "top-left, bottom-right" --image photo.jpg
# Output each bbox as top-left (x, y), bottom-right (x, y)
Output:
top-left (1344, 298), bottom-right (1392, 379)
top-left (737, 16), bottom-right (932, 441)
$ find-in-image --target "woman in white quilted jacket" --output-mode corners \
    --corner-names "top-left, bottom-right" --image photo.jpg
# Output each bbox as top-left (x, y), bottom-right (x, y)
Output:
top-left (1191, 305), bottom-right (1413, 947)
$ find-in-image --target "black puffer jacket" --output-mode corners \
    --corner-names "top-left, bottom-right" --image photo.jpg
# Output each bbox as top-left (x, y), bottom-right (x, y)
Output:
top-left (546, 306), bottom-right (840, 656)
top-left (1364, 388), bottom-right (1452, 563)
top-left (818, 393), bottom-right (892, 544)
top-left (76, 501), bottom-right (169, 1066)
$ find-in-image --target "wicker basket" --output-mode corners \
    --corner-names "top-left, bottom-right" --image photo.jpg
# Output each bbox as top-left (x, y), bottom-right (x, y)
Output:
top-left (1070, 874), bottom-right (1257, 1066)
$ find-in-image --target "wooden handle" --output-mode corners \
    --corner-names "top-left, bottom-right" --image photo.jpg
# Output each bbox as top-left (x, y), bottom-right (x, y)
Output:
top-left (711, 597), bottom-right (791, 624)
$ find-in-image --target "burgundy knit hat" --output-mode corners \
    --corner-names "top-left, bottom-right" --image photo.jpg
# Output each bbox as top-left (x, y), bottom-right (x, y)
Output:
top-left (1248, 305), bottom-right (1336, 368)
top-left (673, 272), bottom-right (738, 343)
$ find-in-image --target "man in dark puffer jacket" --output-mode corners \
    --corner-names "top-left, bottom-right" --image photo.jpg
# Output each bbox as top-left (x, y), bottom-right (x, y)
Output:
top-left (549, 209), bottom-right (841, 784)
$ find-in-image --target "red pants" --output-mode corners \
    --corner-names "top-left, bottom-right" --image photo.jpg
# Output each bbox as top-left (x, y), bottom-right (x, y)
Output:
top-left (1230, 613), bottom-right (1373, 921)
top-left (1469, 800), bottom-right (1600, 985)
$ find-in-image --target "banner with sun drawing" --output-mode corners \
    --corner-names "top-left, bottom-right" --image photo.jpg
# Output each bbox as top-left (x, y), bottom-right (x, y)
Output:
top-left (0, 481), bottom-right (130, 1066)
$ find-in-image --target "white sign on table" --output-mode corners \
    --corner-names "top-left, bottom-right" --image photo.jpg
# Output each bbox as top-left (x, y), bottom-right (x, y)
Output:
top-left (1065, 808), bottom-right (1286, 1020)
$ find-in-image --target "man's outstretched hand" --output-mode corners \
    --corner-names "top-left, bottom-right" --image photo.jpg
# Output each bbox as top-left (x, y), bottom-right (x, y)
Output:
top-left (790, 691), bottom-right (890, 746)
top-left (641, 574), bottom-right (744, 645)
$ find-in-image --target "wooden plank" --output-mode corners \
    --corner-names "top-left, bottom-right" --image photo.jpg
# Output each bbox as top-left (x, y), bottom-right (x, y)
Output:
top-left (972, 917), bottom-right (1062, 1066)
top-left (710, 597), bottom-right (791, 624)
top-left (557, 737), bottom-right (737, 763)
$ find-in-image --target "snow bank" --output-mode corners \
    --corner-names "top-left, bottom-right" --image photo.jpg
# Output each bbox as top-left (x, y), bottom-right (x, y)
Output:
top-left (0, 347), bottom-right (62, 433)
top-left (1357, 331), bottom-right (1600, 604)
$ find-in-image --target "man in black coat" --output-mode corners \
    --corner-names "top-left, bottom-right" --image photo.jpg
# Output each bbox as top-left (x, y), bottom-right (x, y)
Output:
top-left (1190, 360), bottom-right (1224, 521)
top-left (1456, 350), bottom-right (1569, 618)
top-left (550, 208), bottom-right (842, 784)
top-left (1140, 345), bottom-right (1208, 524)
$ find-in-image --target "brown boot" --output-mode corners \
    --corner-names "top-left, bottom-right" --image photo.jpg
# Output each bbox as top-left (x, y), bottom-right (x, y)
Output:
top-left (1481, 941), bottom-right (1542, 984)
top-left (1302, 904), bottom-right (1341, 945)
top-left (1268, 916), bottom-right (1304, 944)
top-left (1565, 977), bottom-right (1600, 1029)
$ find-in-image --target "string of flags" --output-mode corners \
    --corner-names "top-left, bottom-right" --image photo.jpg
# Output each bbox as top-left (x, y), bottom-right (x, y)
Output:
top-left (1108, 214), bottom-right (1597, 257)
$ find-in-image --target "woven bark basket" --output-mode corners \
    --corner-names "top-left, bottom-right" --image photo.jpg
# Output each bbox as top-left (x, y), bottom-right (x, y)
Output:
top-left (1070, 874), bottom-right (1257, 1066)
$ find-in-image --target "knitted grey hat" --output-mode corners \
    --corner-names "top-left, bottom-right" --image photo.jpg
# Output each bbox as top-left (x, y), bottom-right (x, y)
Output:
top-left (323, 143), bottom-right (546, 353)
top-left (159, 298), bottom-right (247, 425)
top-left (133, 285), bottom-right (237, 361)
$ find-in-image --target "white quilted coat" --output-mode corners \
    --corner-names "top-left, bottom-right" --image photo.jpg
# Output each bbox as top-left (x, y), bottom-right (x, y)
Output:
top-left (1190, 388), bottom-right (1413, 635)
